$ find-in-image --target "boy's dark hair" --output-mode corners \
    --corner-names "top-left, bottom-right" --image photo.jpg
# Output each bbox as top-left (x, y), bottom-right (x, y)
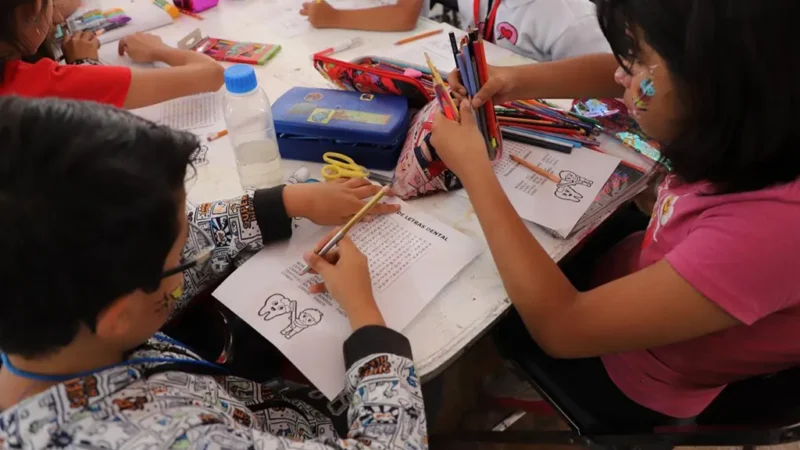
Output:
top-left (0, 96), bottom-right (199, 358)
top-left (597, 0), bottom-right (800, 194)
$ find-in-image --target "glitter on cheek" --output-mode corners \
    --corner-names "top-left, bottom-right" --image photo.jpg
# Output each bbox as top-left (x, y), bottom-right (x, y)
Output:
top-left (630, 67), bottom-right (658, 116)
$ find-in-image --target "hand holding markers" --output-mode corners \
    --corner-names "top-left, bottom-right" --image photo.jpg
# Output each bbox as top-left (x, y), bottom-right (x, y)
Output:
top-left (61, 30), bottom-right (101, 63)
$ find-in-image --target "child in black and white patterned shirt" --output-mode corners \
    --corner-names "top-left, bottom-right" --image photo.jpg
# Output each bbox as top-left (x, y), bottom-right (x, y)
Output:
top-left (0, 97), bottom-right (426, 450)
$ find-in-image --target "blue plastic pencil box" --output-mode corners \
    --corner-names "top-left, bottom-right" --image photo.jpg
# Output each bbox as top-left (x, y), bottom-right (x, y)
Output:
top-left (272, 87), bottom-right (410, 171)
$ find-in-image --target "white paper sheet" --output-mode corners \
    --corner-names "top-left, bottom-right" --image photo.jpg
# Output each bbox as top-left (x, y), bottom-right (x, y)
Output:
top-left (132, 93), bottom-right (222, 131)
top-left (264, 3), bottom-right (313, 38)
top-left (158, 93), bottom-right (222, 130)
top-left (381, 29), bottom-right (464, 74)
top-left (213, 203), bottom-right (482, 398)
top-left (496, 141), bottom-right (620, 233)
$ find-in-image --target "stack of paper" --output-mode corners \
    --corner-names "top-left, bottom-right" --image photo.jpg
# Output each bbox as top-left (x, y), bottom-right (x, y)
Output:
top-left (213, 202), bottom-right (482, 398)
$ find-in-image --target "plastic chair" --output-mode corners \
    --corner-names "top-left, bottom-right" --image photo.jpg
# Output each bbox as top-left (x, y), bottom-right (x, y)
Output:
top-left (432, 322), bottom-right (800, 449)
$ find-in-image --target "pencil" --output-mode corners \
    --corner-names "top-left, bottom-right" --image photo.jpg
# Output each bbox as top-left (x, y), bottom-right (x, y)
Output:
top-left (178, 8), bottom-right (204, 20)
top-left (207, 129), bottom-right (228, 142)
top-left (299, 185), bottom-right (391, 275)
top-left (394, 29), bottom-right (443, 46)
top-left (448, 32), bottom-right (460, 67)
top-left (502, 130), bottom-right (574, 154)
top-left (510, 154), bottom-right (560, 183)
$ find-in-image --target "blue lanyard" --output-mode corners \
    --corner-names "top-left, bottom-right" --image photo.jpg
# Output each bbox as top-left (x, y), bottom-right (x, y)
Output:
top-left (0, 337), bottom-right (226, 383)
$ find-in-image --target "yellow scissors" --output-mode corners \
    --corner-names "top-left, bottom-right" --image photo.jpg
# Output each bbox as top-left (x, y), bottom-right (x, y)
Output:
top-left (321, 152), bottom-right (393, 185)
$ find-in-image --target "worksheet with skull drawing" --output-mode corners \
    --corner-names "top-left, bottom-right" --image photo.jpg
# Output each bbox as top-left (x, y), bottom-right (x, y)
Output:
top-left (495, 141), bottom-right (620, 235)
top-left (213, 201), bottom-right (482, 399)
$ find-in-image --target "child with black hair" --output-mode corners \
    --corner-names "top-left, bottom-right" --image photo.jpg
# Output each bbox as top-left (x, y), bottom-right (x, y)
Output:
top-left (433, 0), bottom-right (800, 425)
top-left (0, 96), bottom-right (424, 448)
top-left (0, 0), bottom-right (224, 109)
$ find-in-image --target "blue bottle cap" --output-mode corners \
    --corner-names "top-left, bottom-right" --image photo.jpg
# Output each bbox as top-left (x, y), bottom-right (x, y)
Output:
top-left (224, 65), bottom-right (258, 94)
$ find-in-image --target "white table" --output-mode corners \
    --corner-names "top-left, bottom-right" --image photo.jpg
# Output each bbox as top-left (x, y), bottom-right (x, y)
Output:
top-left (102, 1), bottom-right (620, 380)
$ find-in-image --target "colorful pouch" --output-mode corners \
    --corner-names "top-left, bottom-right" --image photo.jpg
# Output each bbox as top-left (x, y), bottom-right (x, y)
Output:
top-left (313, 54), bottom-right (434, 108)
top-left (392, 100), bottom-right (503, 199)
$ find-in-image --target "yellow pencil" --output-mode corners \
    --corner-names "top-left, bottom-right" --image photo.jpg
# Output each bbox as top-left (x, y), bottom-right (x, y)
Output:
top-left (510, 154), bottom-right (560, 183)
top-left (425, 53), bottom-right (459, 121)
top-left (299, 185), bottom-right (391, 275)
top-left (394, 29), bottom-right (443, 46)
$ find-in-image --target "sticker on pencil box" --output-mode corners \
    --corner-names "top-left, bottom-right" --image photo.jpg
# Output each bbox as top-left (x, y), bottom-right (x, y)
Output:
top-left (308, 109), bottom-right (337, 124)
top-left (307, 108), bottom-right (390, 126)
top-left (304, 92), bottom-right (324, 102)
top-left (359, 94), bottom-right (375, 101)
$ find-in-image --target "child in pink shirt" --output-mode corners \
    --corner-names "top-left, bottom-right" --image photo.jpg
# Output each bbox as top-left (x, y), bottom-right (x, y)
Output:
top-left (428, 0), bottom-right (800, 426)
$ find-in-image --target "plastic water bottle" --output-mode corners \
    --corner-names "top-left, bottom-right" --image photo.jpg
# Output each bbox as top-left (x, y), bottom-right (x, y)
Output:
top-left (223, 65), bottom-right (282, 190)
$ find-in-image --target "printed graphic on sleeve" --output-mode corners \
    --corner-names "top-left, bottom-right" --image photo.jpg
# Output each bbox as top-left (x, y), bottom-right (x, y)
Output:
top-left (495, 22), bottom-right (519, 45)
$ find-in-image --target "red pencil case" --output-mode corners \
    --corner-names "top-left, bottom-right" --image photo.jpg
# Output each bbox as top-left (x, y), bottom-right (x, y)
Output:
top-left (312, 54), bottom-right (434, 108)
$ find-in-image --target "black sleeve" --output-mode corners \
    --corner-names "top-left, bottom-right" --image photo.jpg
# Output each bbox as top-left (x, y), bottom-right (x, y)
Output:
top-left (254, 186), bottom-right (293, 245)
top-left (343, 325), bottom-right (413, 366)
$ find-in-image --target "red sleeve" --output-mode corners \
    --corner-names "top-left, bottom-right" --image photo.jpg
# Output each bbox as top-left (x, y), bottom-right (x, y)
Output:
top-left (1, 59), bottom-right (132, 108)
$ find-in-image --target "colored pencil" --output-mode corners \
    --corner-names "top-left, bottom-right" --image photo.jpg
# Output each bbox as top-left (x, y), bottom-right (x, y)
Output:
top-left (510, 154), bottom-right (560, 183)
top-left (502, 130), bottom-right (574, 154)
top-left (207, 129), bottom-right (228, 142)
top-left (178, 8), bottom-right (204, 20)
top-left (448, 32), bottom-right (460, 68)
top-left (394, 29), bottom-right (443, 46)
top-left (425, 53), bottom-right (459, 121)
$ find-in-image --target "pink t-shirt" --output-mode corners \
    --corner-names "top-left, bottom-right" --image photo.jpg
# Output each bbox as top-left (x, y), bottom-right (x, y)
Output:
top-left (598, 175), bottom-right (800, 418)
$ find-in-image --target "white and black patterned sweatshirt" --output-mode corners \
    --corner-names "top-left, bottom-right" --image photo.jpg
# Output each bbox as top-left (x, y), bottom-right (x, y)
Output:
top-left (0, 186), bottom-right (427, 450)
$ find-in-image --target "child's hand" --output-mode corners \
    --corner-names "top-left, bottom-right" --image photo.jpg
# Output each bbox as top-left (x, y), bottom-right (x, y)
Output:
top-left (300, 1), bottom-right (341, 28)
top-left (61, 31), bottom-right (100, 63)
top-left (284, 178), bottom-right (400, 225)
top-left (430, 100), bottom-right (494, 180)
top-left (304, 236), bottom-right (385, 329)
top-left (118, 32), bottom-right (168, 63)
top-left (448, 65), bottom-right (519, 108)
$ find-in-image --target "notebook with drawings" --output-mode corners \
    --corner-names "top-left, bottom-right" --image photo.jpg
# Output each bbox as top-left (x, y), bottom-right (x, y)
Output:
top-left (213, 200), bottom-right (482, 399)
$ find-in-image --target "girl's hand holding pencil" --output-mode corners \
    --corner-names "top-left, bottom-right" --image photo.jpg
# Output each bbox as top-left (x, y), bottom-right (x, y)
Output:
top-left (430, 100), bottom-right (494, 179)
top-left (448, 64), bottom-right (519, 108)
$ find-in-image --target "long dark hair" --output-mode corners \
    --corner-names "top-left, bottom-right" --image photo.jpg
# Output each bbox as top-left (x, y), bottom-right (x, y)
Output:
top-left (1, 0), bottom-right (57, 78)
top-left (597, 0), bottom-right (800, 194)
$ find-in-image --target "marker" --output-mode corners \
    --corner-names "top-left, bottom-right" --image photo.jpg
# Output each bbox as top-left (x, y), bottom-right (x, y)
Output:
top-left (314, 37), bottom-right (362, 57)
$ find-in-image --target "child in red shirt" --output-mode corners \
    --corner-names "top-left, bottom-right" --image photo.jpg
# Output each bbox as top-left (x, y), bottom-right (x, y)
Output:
top-left (431, 0), bottom-right (800, 425)
top-left (0, 0), bottom-right (223, 109)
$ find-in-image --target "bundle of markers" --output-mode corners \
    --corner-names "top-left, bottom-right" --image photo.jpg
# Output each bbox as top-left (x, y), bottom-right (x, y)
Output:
top-left (62, 8), bottom-right (131, 37)
top-left (495, 99), bottom-right (602, 154)
top-left (423, 30), bottom-right (502, 160)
